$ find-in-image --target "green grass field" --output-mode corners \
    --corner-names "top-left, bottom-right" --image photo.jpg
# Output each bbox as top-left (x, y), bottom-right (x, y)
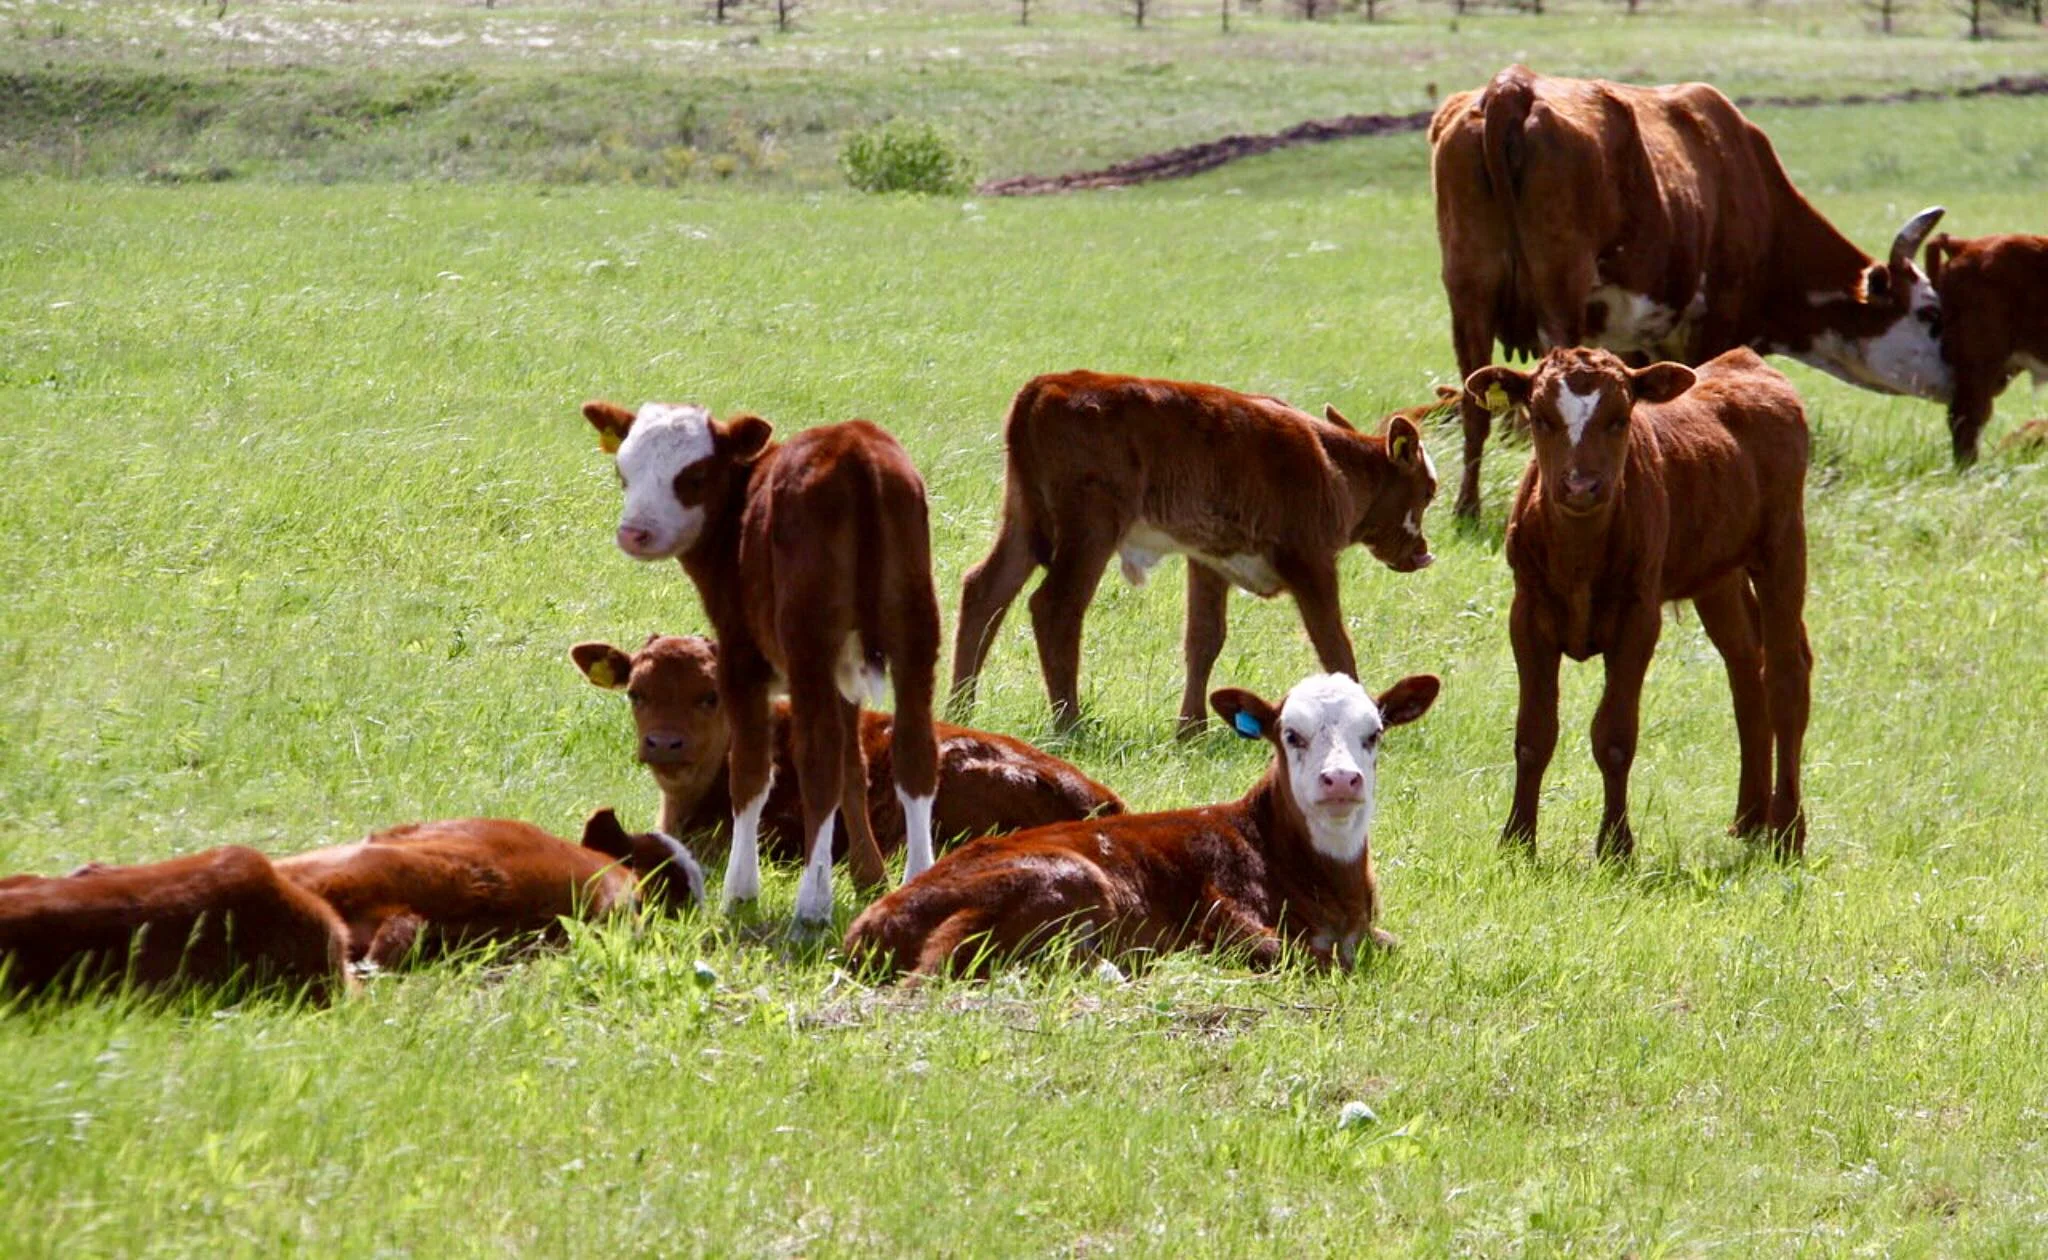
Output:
top-left (6, 1), bottom-right (2048, 1253)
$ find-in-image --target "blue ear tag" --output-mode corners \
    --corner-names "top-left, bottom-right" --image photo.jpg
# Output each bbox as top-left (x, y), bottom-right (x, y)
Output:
top-left (1231, 710), bottom-right (1263, 739)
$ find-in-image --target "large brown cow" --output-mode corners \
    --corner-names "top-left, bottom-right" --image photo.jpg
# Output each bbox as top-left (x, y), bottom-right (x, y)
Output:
top-left (1432, 64), bottom-right (1950, 517)
top-left (1923, 232), bottom-right (2048, 464)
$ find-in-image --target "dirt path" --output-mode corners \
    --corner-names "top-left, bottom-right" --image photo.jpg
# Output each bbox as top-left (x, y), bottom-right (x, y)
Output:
top-left (980, 73), bottom-right (2048, 196)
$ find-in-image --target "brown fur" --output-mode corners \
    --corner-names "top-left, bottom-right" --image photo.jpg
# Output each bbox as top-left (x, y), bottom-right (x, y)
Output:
top-left (276, 811), bottom-right (695, 968)
top-left (843, 676), bottom-right (1438, 980)
top-left (951, 370), bottom-right (1438, 734)
top-left (571, 634), bottom-right (1124, 863)
top-left (584, 405), bottom-right (941, 899)
top-left (1924, 232), bottom-right (2048, 464)
top-left (0, 847), bottom-right (354, 1001)
top-left (1467, 347), bottom-right (1812, 860)
top-left (1432, 65), bottom-right (1945, 517)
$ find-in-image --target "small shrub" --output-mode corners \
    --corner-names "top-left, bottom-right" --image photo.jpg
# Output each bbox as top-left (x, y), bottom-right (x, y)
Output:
top-left (838, 119), bottom-right (977, 195)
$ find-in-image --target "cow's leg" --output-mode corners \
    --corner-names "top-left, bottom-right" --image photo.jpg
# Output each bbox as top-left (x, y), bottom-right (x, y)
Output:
top-left (1503, 592), bottom-right (1561, 855)
top-left (1449, 298), bottom-right (1498, 520)
top-left (1589, 605), bottom-right (1661, 864)
top-left (719, 648), bottom-right (776, 912)
top-left (786, 671), bottom-right (847, 931)
top-left (1753, 539), bottom-right (1812, 858)
top-left (1026, 505), bottom-right (1121, 731)
top-left (1177, 562), bottom-right (1231, 738)
top-left (1947, 370), bottom-right (1996, 468)
top-left (887, 611), bottom-right (942, 885)
top-left (1280, 554), bottom-right (1358, 680)
top-left (951, 508), bottom-right (1038, 719)
top-left (834, 700), bottom-right (888, 894)
top-left (1692, 573), bottom-right (1771, 837)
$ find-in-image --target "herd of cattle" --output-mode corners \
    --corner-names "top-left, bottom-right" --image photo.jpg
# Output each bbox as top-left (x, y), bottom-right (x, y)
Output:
top-left (3, 66), bottom-right (2043, 1002)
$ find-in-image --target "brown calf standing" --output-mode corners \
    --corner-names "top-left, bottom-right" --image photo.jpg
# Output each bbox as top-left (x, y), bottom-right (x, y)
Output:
top-left (583, 401), bottom-right (942, 928)
top-left (0, 847), bottom-right (353, 1001)
top-left (843, 671), bottom-right (1439, 980)
top-left (1466, 346), bottom-right (1811, 860)
top-left (275, 811), bottom-right (702, 968)
top-left (952, 371), bottom-right (1438, 735)
top-left (1923, 232), bottom-right (2048, 466)
top-left (571, 634), bottom-right (1123, 863)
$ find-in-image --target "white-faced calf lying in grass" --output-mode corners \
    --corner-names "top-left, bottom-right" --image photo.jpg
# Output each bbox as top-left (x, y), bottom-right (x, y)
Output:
top-left (842, 671), bottom-right (1439, 980)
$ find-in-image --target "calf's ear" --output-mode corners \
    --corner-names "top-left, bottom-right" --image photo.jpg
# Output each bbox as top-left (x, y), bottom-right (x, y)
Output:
top-left (1210, 688), bottom-right (1280, 742)
top-left (580, 807), bottom-right (635, 861)
top-left (1627, 362), bottom-right (1696, 406)
top-left (1386, 415), bottom-right (1425, 466)
top-left (1323, 404), bottom-right (1357, 431)
top-left (1463, 365), bottom-right (1532, 416)
top-left (1375, 675), bottom-right (1441, 728)
top-left (583, 401), bottom-right (636, 454)
top-left (570, 642), bottom-right (634, 691)
top-left (719, 414), bottom-right (774, 462)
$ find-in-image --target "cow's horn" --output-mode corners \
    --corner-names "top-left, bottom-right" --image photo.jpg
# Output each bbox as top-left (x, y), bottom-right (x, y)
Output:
top-left (1890, 206), bottom-right (1945, 269)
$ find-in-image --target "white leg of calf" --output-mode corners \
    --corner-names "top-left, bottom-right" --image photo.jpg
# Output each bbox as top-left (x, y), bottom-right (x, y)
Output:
top-left (721, 786), bottom-right (770, 911)
top-left (898, 787), bottom-right (936, 883)
top-left (792, 809), bottom-right (840, 926)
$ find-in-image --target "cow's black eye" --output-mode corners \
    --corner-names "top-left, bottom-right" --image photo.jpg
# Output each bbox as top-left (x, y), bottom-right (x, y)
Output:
top-left (697, 694), bottom-right (719, 711)
top-left (626, 690), bottom-right (645, 707)
top-left (1283, 729), bottom-right (1308, 750)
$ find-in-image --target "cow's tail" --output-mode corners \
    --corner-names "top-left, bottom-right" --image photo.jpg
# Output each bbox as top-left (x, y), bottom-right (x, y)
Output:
top-left (1480, 66), bottom-right (1537, 258)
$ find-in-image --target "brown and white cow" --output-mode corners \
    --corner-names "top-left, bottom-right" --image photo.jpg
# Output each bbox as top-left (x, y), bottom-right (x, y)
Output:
top-left (951, 371), bottom-right (1438, 735)
top-left (0, 847), bottom-right (354, 1001)
top-left (583, 401), bottom-right (942, 928)
top-left (571, 634), bottom-right (1124, 863)
top-left (1466, 346), bottom-right (1811, 860)
top-left (1432, 64), bottom-right (1950, 517)
top-left (842, 671), bottom-right (1439, 980)
top-left (275, 811), bottom-right (702, 967)
top-left (1923, 232), bottom-right (2048, 465)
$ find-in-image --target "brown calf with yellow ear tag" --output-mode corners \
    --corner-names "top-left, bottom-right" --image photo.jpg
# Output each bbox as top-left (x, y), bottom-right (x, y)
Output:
top-left (583, 401), bottom-right (637, 454)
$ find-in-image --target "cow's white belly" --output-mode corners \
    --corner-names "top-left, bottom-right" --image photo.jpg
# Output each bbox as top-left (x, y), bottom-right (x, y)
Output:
top-left (1587, 285), bottom-right (1687, 357)
top-left (1117, 522), bottom-right (1283, 597)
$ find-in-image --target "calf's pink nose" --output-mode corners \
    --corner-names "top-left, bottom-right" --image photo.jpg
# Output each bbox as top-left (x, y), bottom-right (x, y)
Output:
top-left (1320, 768), bottom-right (1364, 797)
top-left (617, 525), bottom-right (655, 554)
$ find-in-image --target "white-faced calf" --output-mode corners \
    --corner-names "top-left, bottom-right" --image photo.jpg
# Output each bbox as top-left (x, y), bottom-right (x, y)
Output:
top-left (952, 371), bottom-right (1438, 735)
top-left (0, 847), bottom-right (354, 1001)
top-left (276, 811), bottom-right (702, 967)
top-left (572, 634), bottom-right (1124, 863)
top-left (1923, 232), bottom-right (2048, 465)
top-left (1466, 346), bottom-right (1812, 860)
top-left (842, 671), bottom-right (1439, 980)
top-left (583, 401), bottom-right (942, 927)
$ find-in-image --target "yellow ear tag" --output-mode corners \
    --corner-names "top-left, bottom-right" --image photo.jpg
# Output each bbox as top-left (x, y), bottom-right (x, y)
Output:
top-left (1392, 435), bottom-right (1412, 461)
top-left (1485, 384), bottom-right (1510, 415)
top-left (588, 658), bottom-right (616, 688)
top-left (598, 429), bottom-right (623, 455)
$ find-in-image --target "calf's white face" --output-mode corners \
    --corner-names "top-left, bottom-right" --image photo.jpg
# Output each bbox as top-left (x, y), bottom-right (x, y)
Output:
top-left (1275, 674), bottom-right (1385, 861)
top-left (613, 402), bottom-right (715, 560)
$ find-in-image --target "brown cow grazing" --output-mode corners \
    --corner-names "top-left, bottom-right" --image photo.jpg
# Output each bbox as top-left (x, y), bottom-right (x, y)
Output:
top-left (571, 634), bottom-right (1123, 862)
top-left (843, 671), bottom-right (1440, 980)
top-left (583, 401), bottom-right (942, 929)
top-left (275, 811), bottom-right (702, 968)
top-left (1923, 232), bottom-right (2048, 465)
top-left (1432, 64), bottom-right (1950, 517)
top-left (0, 847), bottom-right (353, 1001)
top-left (951, 371), bottom-right (1438, 735)
top-left (1466, 346), bottom-right (1811, 861)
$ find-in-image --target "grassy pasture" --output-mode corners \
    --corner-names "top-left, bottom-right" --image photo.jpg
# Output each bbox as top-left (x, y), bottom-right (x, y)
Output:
top-left (7, 2), bottom-right (2048, 1254)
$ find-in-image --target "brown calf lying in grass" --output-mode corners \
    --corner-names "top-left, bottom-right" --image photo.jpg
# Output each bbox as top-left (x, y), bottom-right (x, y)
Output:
top-left (585, 401), bottom-right (944, 928)
top-left (1923, 232), bottom-right (2048, 465)
top-left (275, 811), bottom-right (701, 968)
top-left (572, 634), bottom-right (1123, 866)
top-left (1466, 346), bottom-right (1811, 861)
top-left (0, 847), bottom-right (354, 1001)
top-left (951, 370), bottom-right (1439, 736)
top-left (843, 671), bottom-right (1439, 980)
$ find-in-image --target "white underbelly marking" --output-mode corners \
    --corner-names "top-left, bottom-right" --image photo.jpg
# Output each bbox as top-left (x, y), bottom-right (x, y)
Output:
top-left (1587, 286), bottom-right (1682, 356)
top-left (1117, 522), bottom-right (1283, 597)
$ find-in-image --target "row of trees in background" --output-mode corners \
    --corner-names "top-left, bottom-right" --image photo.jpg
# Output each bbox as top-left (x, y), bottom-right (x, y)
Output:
top-left (683, 0), bottom-right (2044, 37)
